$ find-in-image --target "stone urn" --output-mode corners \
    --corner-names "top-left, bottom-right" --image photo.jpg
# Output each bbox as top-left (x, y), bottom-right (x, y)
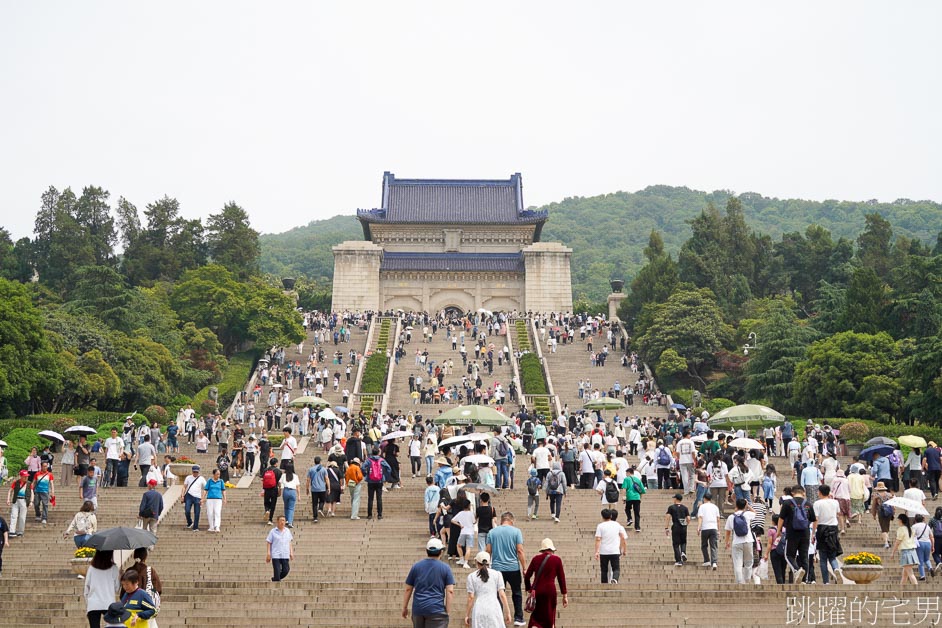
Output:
top-left (70, 557), bottom-right (92, 578)
top-left (610, 279), bottom-right (625, 293)
top-left (168, 463), bottom-right (196, 480)
top-left (281, 277), bottom-right (296, 290)
top-left (841, 564), bottom-right (883, 584)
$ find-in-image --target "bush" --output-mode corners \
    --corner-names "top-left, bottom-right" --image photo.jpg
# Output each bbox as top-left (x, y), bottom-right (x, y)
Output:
top-left (143, 405), bottom-right (168, 424)
top-left (361, 353), bottom-right (388, 394)
top-left (192, 351), bottom-right (258, 415)
top-left (838, 421), bottom-right (870, 443)
top-left (50, 416), bottom-right (77, 434)
top-left (704, 398), bottom-right (737, 414)
top-left (671, 389), bottom-right (694, 408)
top-left (519, 354), bottom-right (548, 395)
top-left (200, 399), bottom-right (218, 416)
top-left (1, 428), bottom-right (44, 472)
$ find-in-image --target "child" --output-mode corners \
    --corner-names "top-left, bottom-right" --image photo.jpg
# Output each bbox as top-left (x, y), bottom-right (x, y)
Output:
top-left (527, 469), bottom-right (542, 520)
top-left (451, 500), bottom-right (476, 568)
top-left (762, 465), bottom-right (777, 509)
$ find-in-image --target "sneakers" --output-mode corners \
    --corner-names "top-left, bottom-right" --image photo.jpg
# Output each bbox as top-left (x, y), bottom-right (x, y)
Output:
top-left (610, 578), bottom-right (618, 584)
top-left (463, 562), bottom-right (472, 570)
top-left (681, 552), bottom-right (687, 563)
top-left (794, 567), bottom-right (806, 583)
top-left (712, 563), bottom-right (717, 571)
top-left (701, 562), bottom-right (711, 567)
top-left (267, 521), bottom-right (273, 526)
top-left (553, 516), bottom-right (559, 523)
top-left (350, 516), bottom-right (361, 520)
top-left (514, 621), bottom-right (526, 626)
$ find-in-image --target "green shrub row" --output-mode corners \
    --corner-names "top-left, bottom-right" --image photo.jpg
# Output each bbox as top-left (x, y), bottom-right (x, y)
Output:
top-left (357, 319), bottom-right (393, 412)
top-left (515, 320), bottom-right (532, 351)
top-left (191, 351), bottom-right (259, 415)
top-left (519, 354), bottom-right (548, 395)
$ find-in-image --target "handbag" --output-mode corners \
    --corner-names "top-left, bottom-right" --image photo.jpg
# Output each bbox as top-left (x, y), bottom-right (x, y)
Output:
top-left (524, 554), bottom-right (551, 613)
top-left (146, 565), bottom-right (161, 610)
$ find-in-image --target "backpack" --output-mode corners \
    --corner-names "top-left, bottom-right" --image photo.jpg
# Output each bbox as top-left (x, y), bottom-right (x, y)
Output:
top-left (523, 421), bottom-right (533, 435)
top-left (782, 422), bottom-right (793, 439)
top-left (368, 458), bottom-right (384, 482)
top-left (217, 456), bottom-right (229, 471)
top-left (262, 469), bottom-right (277, 489)
top-left (604, 479), bottom-right (620, 504)
top-left (657, 447), bottom-right (672, 466)
top-left (546, 471), bottom-right (561, 492)
top-left (791, 499), bottom-right (810, 531)
top-left (879, 501), bottom-right (895, 520)
top-left (932, 518), bottom-right (942, 537)
top-left (527, 477), bottom-right (539, 496)
top-left (733, 512), bottom-right (750, 538)
top-left (497, 440), bottom-right (509, 457)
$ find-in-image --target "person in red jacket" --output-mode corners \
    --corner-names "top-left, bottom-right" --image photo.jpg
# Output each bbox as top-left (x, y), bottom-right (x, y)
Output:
top-left (524, 538), bottom-right (568, 628)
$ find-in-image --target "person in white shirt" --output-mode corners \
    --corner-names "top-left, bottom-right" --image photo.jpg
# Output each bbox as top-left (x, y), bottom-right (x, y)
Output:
top-left (903, 478), bottom-right (927, 518)
top-left (532, 441), bottom-right (552, 482)
top-left (723, 497), bottom-right (756, 584)
top-left (613, 452), bottom-right (629, 485)
top-left (180, 466), bottom-right (207, 531)
top-left (676, 431), bottom-right (697, 494)
top-left (578, 444), bottom-right (596, 489)
top-left (594, 508), bottom-right (628, 584)
top-left (280, 428), bottom-right (298, 471)
top-left (812, 485), bottom-right (842, 584)
top-left (697, 493), bottom-right (721, 569)
top-left (103, 429), bottom-right (124, 488)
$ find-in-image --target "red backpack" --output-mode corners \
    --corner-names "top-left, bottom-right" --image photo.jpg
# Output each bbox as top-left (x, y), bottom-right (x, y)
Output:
top-left (262, 469), bottom-right (277, 489)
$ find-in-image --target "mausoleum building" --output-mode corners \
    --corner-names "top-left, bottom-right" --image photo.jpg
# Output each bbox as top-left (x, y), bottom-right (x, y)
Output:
top-left (331, 172), bottom-right (573, 314)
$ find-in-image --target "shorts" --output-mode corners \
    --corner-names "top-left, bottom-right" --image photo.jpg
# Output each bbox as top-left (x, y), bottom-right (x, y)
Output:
top-left (458, 533), bottom-right (474, 548)
top-left (837, 498), bottom-right (850, 518)
top-left (901, 548), bottom-right (919, 566)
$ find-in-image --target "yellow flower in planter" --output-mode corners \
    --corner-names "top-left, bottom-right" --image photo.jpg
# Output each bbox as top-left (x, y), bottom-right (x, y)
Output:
top-left (74, 547), bottom-right (96, 559)
top-left (843, 552), bottom-right (882, 565)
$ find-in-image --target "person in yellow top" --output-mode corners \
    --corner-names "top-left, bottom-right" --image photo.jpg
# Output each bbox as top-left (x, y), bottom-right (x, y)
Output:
top-left (890, 513), bottom-right (919, 585)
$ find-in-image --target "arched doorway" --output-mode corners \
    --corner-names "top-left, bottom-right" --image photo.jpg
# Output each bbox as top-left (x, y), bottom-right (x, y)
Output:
top-left (443, 306), bottom-right (464, 320)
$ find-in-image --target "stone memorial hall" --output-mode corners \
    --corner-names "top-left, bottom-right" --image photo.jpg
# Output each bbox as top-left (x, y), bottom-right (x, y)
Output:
top-left (331, 172), bottom-right (573, 314)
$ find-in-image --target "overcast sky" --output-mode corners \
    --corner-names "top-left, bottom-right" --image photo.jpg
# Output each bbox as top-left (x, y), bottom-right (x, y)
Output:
top-left (1, 2), bottom-right (939, 240)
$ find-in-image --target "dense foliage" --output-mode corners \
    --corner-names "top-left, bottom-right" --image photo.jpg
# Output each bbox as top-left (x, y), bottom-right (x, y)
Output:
top-left (257, 185), bottom-right (942, 302)
top-left (0, 184), bottom-right (303, 418)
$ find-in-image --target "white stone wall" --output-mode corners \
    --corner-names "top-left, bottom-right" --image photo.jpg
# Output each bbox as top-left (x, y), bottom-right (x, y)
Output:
top-left (523, 242), bottom-right (574, 314)
top-left (331, 241), bottom-right (382, 311)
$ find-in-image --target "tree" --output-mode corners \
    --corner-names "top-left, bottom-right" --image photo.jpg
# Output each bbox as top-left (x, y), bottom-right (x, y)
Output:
top-left (744, 304), bottom-right (818, 412)
top-left (621, 231), bottom-right (679, 325)
top-left (792, 331), bottom-right (902, 421)
top-left (635, 288), bottom-right (732, 387)
top-left (655, 348), bottom-right (687, 381)
top-left (115, 196), bottom-right (141, 249)
top-left (73, 186), bottom-right (116, 267)
top-left (206, 202), bottom-right (260, 279)
top-left (900, 334), bottom-right (942, 425)
top-left (839, 266), bottom-right (886, 334)
top-left (857, 212), bottom-right (893, 279)
top-left (123, 196), bottom-right (207, 285)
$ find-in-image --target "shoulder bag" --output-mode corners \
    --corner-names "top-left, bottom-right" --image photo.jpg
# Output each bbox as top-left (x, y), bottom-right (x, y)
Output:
top-left (525, 554), bottom-right (551, 613)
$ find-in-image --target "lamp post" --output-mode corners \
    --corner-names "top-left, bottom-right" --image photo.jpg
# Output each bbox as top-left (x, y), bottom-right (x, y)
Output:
top-left (743, 332), bottom-right (758, 355)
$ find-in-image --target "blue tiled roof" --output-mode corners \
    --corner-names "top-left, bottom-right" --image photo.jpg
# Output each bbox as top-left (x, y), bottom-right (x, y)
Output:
top-left (380, 252), bottom-right (524, 273)
top-left (358, 172), bottom-right (548, 227)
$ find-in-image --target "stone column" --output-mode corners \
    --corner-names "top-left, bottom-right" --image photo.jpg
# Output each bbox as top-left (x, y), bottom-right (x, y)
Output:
top-left (607, 279), bottom-right (626, 321)
top-left (331, 241), bottom-right (383, 311)
top-left (523, 242), bottom-right (573, 313)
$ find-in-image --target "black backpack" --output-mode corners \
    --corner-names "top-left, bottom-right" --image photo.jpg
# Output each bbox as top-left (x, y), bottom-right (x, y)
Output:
top-left (604, 479), bottom-right (619, 503)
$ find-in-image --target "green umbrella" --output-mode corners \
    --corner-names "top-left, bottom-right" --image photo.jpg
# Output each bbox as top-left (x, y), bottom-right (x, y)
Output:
top-left (707, 404), bottom-right (784, 424)
top-left (289, 396), bottom-right (329, 407)
top-left (432, 405), bottom-right (514, 427)
top-left (583, 397), bottom-right (627, 411)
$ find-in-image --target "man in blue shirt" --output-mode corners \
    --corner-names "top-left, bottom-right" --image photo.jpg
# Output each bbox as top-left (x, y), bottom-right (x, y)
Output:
top-left (403, 538), bottom-right (455, 628)
top-left (924, 442), bottom-right (942, 499)
top-left (486, 511), bottom-right (527, 626)
top-left (871, 453), bottom-right (892, 485)
top-left (305, 456), bottom-right (328, 523)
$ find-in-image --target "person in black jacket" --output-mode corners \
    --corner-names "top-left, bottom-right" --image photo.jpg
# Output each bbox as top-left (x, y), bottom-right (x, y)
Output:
top-left (138, 480), bottom-right (164, 536)
top-left (345, 430), bottom-right (365, 464)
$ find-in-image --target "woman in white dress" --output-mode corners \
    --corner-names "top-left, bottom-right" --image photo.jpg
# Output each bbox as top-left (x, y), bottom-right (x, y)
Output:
top-left (465, 551), bottom-right (511, 628)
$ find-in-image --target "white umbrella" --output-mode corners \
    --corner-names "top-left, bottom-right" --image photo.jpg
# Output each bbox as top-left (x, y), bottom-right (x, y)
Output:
top-left (271, 383), bottom-right (284, 388)
top-left (318, 408), bottom-right (338, 421)
top-left (38, 430), bottom-right (65, 443)
top-left (439, 433), bottom-right (490, 448)
top-left (65, 425), bottom-right (97, 437)
top-left (884, 497), bottom-right (930, 516)
top-left (727, 437), bottom-right (764, 451)
top-left (691, 433), bottom-right (708, 443)
top-left (381, 430), bottom-right (411, 441)
top-left (462, 454), bottom-right (495, 465)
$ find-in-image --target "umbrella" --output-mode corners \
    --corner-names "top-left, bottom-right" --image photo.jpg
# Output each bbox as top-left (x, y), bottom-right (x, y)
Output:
top-left (707, 404), bottom-right (784, 424)
top-left (884, 497), bottom-right (930, 517)
top-left (433, 406), bottom-right (514, 427)
top-left (727, 437), bottom-right (764, 451)
top-left (290, 396), bottom-right (329, 407)
top-left (83, 527), bottom-right (158, 551)
top-left (38, 430), bottom-right (65, 443)
top-left (462, 454), bottom-right (495, 465)
top-left (65, 425), bottom-right (97, 437)
top-left (865, 436), bottom-right (897, 447)
top-left (271, 383), bottom-right (284, 388)
top-left (334, 406), bottom-right (349, 414)
top-left (670, 403), bottom-right (687, 410)
top-left (439, 433), bottom-right (491, 448)
top-left (583, 397), bottom-right (627, 410)
top-left (462, 482), bottom-right (497, 495)
top-left (899, 435), bottom-right (928, 449)
top-left (381, 430), bottom-right (411, 441)
top-left (405, 326), bottom-right (414, 330)
top-left (318, 408), bottom-right (338, 421)
top-left (859, 444), bottom-right (895, 462)
top-left (691, 433), bottom-right (708, 443)
top-left (0, 440), bottom-right (7, 448)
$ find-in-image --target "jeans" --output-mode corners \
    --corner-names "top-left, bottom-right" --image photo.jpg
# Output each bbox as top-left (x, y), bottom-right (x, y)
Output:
top-left (425, 455), bottom-right (434, 476)
top-left (929, 470), bottom-right (941, 498)
top-left (350, 483), bottom-right (362, 518)
top-left (282, 488), bottom-right (297, 524)
top-left (600, 554), bottom-right (621, 583)
top-left (731, 542), bottom-right (754, 584)
top-left (548, 493), bottom-right (563, 519)
top-left (934, 534), bottom-right (942, 567)
top-left (206, 498), bottom-right (222, 531)
top-left (657, 468), bottom-right (671, 489)
top-left (34, 492), bottom-right (49, 521)
top-left (184, 493), bottom-right (201, 529)
top-left (477, 531), bottom-right (489, 553)
top-left (734, 483), bottom-right (750, 503)
top-left (410, 456), bottom-right (422, 475)
top-left (680, 463), bottom-right (695, 493)
top-left (271, 557), bottom-right (290, 581)
top-left (496, 460), bottom-right (509, 489)
top-left (771, 551), bottom-right (788, 584)
top-left (499, 569), bottom-right (523, 623)
top-left (311, 491), bottom-right (327, 520)
top-left (818, 547), bottom-right (840, 584)
top-left (411, 614), bottom-right (450, 628)
top-left (691, 485), bottom-right (706, 517)
top-left (700, 529), bottom-right (718, 564)
top-left (527, 494), bottom-right (540, 517)
top-left (917, 541), bottom-right (933, 578)
top-left (105, 458), bottom-right (119, 487)
top-left (10, 499), bottom-right (27, 535)
top-left (367, 483), bottom-right (383, 517)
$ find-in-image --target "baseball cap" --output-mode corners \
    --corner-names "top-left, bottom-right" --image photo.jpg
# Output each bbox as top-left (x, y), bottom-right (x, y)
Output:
top-left (191, 465), bottom-right (200, 471)
top-left (19, 470), bottom-right (28, 477)
top-left (147, 479), bottom-right (158, 486)
top-left (426, 538), bottom-right (445, 553)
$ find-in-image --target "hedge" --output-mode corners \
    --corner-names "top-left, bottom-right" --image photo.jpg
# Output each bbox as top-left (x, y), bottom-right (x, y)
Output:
top-left (360, 319), bottom-right (392, 398)
top-left (1, 428), bottom-right (45, 473)
top-left (519, 354), bottom-right (547, 395)
top-left (192, 350), bottom-right (259, 415)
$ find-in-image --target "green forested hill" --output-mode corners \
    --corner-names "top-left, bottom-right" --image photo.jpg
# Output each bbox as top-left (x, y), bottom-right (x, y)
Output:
top-left (259, 185), bottom-right (942, 301)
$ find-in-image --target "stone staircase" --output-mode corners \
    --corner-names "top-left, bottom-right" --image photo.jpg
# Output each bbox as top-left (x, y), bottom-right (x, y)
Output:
top-left (0, 445), bottom-right (931, 626)
top-left (384, 321), bottom-right (520, 419)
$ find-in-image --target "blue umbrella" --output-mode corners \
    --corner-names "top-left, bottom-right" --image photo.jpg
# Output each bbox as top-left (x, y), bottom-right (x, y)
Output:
top-left (670, 403), bottom-right (686, 410)
top-left (334, 406), bottom-right (349, 414)
top-left (859, 444), bottom-right (894, 461)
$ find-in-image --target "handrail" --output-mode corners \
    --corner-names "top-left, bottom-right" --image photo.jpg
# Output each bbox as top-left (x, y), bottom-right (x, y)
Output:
top-left (379, 316), bottom-right (402, 416)
top-left (529, 319), bottom-right (563, 417)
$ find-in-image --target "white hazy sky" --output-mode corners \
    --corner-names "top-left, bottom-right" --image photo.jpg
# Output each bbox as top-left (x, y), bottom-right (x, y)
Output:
top-left (1, 2), bottom-right (940, 240)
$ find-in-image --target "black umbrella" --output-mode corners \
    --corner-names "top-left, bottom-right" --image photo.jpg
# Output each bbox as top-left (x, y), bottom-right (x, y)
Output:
top-left (83, 527), bottom-right (158, 551)
top-left (865, 436), bottom-right (897, 447)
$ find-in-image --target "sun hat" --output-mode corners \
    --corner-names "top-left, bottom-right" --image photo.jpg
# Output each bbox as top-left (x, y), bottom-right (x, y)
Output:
top-left (352, 457), bottom-right (361, 464)
top-left (875, 481), bottom-right (889, 491)
top-left (474, 551), bottom-right (491, 565)
top-left (436, 457), bottom-right (450, 466)
top-left (102, 602), bottom-right (131, 624)
top-left (426, 538), bottom-right (445, 553)
top-left (539, 538), bottom-right (556, 552)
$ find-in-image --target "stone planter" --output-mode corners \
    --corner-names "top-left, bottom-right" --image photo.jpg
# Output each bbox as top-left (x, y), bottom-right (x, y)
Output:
top-left (845, 443), bottom-right (864, 458)
top-left (168, 463), bottom-right (196, 480)
top-left (70, 557), bottom-right (92, 578)
top-left (841, 564), bottom-right (883, 584)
